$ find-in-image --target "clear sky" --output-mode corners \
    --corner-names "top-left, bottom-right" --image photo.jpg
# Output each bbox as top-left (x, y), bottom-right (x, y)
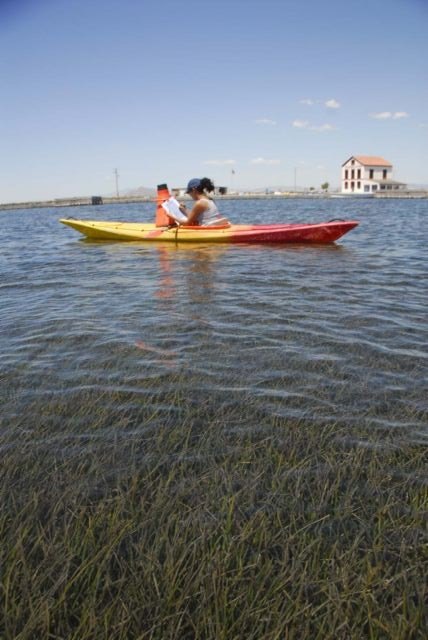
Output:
top-left (1, 0), bottom-right (427, 202)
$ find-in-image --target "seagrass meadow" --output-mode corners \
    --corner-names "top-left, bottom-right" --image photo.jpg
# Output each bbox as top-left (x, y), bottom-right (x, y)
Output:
top-left (1, 198), bottom-right (427, 639)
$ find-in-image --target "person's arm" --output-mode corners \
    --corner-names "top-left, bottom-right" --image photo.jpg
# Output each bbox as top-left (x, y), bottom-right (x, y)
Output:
top-left (180, 200), bottom-right (208, 225)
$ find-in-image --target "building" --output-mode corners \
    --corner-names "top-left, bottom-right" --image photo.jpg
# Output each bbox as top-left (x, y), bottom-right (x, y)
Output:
top-left (172, 186), bottom-right (227, 198)
top-left (341, 156), bottom-right (406, 194)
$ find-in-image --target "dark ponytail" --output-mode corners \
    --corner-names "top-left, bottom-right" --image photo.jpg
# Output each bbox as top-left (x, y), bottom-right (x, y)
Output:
top-left (198, 177), bottom-right (215, 194)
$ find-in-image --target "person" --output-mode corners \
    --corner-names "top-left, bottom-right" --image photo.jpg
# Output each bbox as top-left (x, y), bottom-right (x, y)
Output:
top-left (179, 178), bottom-right (230, 226)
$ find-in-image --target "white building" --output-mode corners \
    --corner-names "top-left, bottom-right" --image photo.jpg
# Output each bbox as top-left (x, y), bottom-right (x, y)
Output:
top-left (341, 156), bottom-right (406, 194)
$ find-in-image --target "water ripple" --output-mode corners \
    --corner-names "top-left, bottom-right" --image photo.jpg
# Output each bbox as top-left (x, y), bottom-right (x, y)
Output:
top-left (1, 199), bottom-right (427, 449)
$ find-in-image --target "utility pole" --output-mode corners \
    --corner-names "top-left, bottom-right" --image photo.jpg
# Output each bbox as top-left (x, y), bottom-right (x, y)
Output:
top-left (114, 168), bottom-right (119, 197)
top-left (294, 167), bottom-right (297, 192)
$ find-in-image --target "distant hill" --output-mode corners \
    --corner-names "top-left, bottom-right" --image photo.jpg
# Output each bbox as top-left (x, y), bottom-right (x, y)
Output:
top-left (120, 186), bottom-right (156, 197)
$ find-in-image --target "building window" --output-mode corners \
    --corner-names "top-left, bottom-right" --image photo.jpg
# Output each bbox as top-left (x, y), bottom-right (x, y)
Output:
top-left (351, 160), bottom-right (355, 165)
top-left (369, 169), bottom-right (374, 179)
top-left (345, 170), bottom-right (348, 179)
top-left (351, 170), bottom-right (355, 179)
top-left (351, 181), bottom-right (355, 191)
top-left (357, 169), bottom-right (361, 179)
top-left (364, 185), bottom-right (370, 192)
top-left (345, 182), bottom-right (348, 189)
top-left (357, 181), bottom-right (361, 189)
top-left (383, 169), bottom-right (387, 179)
top-left (372, 185), bottom-right (377, 191)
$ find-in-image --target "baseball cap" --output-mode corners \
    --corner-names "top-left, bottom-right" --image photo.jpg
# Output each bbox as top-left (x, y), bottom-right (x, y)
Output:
top-left (186, 178), bottom-right (201, 193)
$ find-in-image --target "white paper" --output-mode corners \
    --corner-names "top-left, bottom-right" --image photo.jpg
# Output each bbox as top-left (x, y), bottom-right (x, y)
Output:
top-left (161, 197), bottom-right (188, 223)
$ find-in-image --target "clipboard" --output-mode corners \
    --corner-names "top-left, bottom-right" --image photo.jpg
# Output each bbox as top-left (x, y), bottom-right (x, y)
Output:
top-left (161, 197), bottom-right (188, 223)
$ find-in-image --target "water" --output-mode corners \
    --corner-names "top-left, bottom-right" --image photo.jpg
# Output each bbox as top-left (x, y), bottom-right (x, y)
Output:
top-left (1, 198), bottom-right (427, 454)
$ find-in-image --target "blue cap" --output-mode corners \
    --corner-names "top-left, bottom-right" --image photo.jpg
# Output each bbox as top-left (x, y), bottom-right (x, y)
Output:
top-left (186, 178), bottom-right (201, 193)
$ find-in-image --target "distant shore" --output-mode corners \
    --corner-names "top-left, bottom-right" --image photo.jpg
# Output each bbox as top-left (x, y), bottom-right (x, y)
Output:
top-left (1, 190), bottom-right (428, 211)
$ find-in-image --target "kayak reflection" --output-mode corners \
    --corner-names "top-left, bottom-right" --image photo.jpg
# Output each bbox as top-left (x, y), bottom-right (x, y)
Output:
top-left (154, 244), bottom-right (229, 305)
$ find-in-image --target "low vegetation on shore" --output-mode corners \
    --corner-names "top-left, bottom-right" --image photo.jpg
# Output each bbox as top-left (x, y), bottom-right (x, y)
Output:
top-left (1, 389), bottom-right (426, 639)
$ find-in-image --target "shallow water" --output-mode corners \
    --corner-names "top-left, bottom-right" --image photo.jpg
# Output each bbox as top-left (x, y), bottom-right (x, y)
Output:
top-left (1, 198), bottom-right (427, 452)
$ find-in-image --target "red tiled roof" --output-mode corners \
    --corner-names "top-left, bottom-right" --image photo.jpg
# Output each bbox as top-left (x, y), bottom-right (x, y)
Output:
top-left (343, 155), bottom-right (392, 167)
top-left (355, 156), bottom-right (392, 166)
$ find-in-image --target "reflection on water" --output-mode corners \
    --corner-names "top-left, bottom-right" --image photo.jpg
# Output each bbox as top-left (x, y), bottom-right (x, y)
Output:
top-left (154, 243), bottom-right (228, 304)
top-left (155, 246), bottom-right (175, 301)
top-left (0, 198), bottom-right (427, 451)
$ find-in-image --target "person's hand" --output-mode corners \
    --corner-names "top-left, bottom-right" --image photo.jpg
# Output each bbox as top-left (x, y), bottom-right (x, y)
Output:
top-left (179, 203), bottom-right (187, 213)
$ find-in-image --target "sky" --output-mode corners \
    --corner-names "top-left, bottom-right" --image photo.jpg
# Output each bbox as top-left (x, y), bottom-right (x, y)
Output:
top-left (1, 0), bottom-right (427, 202)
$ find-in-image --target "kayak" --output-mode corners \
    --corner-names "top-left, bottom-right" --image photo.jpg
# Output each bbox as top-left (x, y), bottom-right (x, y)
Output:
top-left (60, 218), bottom-right (358, 243)
top-left (60, 183), bottom-right (358, 243)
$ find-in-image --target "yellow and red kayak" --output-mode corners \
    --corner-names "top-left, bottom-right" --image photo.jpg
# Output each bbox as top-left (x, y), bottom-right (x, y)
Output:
top-left (60, 218), bottom-right (358, 243)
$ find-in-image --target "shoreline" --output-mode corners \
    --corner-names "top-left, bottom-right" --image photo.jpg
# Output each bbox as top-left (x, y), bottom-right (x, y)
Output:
top-left (1, 190), bottom-right (428, 212)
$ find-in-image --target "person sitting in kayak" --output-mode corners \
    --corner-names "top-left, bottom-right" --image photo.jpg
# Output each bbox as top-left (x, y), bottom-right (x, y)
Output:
top-left (179, 177), bottom-right (230, 226)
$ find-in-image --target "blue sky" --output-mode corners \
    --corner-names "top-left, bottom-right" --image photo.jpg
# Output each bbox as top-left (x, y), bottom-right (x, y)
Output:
top-left (1, 0), bottom-right (427, 202)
